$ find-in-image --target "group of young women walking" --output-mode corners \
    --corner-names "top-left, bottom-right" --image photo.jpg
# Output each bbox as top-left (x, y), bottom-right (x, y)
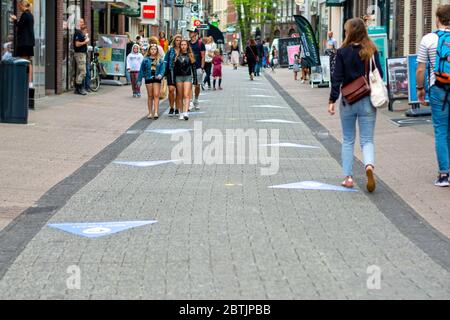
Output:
top-left (127, 33), bottom-right (223, 121)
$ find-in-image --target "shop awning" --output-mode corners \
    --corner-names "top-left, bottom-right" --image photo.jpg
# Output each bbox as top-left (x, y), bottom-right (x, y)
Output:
top-left (111, 7), bottom-right (140, 17)
top-left (326, 0), bottom-right (346, 6)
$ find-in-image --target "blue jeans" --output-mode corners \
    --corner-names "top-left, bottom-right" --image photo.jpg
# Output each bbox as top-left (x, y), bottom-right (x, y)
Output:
top-left (429, 85), bottom-right (450, 174)
top-left (255, 60), bottom-right (262, 75)
top-left (339, 96), bottom-right (377, 176)
top-left (84, 60), bottom-right (91, 89)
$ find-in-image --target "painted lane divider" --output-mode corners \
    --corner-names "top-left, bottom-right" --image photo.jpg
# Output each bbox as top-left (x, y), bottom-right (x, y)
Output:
top-left (48, 220), bottom-right (158, 238)
top-left (269, 181), bottom-right (358, 192)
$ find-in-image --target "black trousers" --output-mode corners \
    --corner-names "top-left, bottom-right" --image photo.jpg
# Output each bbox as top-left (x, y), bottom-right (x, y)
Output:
top-left (248, 62), bottom-right (256, 75)
top-left (203, 62), bottom-right (212, 87)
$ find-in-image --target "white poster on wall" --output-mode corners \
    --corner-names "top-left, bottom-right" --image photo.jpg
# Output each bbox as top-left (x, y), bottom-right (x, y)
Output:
top-left (320, 55), bottom-right (331, 83)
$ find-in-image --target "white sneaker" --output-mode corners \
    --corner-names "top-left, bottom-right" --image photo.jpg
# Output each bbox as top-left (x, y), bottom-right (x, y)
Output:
top-left (193, 99), bottom-right (200, 110)
top-left (189, 101), bottom-right (194, 111)
top-left (183, 112), bottom-right (189, 120)
top-left (179, 113), bottom-right (184, 120)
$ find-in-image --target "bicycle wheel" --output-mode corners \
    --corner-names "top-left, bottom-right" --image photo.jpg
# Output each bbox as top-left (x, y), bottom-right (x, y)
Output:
top-left (90, 62), bottom-right (100, 92)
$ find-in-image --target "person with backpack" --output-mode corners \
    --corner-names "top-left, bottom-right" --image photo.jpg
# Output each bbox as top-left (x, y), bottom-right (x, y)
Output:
top-left (417, 4), bottom-right (450, 187)
top-left (328, 18), bottom-right (383, 193)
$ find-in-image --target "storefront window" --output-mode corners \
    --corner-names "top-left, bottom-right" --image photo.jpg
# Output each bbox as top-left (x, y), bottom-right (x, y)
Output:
top-left (1, 0), bottom-right (15, 61)
top-left (319, 2), bottom-right (329, 53)
top-left (63, 0), bottom-right (84, 91)
top-left (31, 0), bottom-right (46, 98)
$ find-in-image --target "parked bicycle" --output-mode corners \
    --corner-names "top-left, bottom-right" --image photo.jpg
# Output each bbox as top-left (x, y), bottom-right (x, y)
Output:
top-left (89, 46), bottom-right (103, 92)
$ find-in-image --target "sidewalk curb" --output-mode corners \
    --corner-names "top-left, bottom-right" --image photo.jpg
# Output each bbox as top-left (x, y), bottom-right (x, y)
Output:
top-left (264, 72), bottom-right (450, 273)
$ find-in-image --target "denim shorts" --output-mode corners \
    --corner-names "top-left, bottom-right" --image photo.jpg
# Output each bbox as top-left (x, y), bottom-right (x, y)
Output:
top-left (176, 75), bottom-right (192, 83)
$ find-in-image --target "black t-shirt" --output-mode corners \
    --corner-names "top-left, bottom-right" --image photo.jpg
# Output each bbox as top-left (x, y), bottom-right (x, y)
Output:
top-left (189, 39), bottom-right (205, 69)
top-left (73, 29), bottom-right (87, 53)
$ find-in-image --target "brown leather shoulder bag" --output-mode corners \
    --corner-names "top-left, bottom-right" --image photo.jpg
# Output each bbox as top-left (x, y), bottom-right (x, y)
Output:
top-left (341, 59), bottom-right (370, 105)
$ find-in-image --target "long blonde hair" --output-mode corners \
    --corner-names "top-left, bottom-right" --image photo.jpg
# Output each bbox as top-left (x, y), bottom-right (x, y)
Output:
top-left (341, 18), bottom-right (377, 61)
top-left (146, 44), bottom-right (161, 64)
top-left (176, 40), bottom-right (196, 64)
top-left (170, 34), bottom-right (182, 49)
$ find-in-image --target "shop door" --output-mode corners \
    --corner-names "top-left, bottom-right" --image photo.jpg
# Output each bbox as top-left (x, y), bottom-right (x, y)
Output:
top-left (31, 0), bottom-right (46, 98)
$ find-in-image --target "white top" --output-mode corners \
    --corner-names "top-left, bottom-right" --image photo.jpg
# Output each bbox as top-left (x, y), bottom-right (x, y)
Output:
top-left (126, 52), bottom-right (144, 72)
top-left (417, 32), bottom-right (439, 86)
top-left (205, 42), bottom-right (217, 63)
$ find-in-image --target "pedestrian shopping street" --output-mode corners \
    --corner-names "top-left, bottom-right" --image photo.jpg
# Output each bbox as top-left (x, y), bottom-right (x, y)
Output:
top-left (1, 66), bottom-right (450, 299)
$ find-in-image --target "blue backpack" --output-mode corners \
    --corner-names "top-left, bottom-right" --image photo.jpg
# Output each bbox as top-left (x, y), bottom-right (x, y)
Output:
top-left (434, 30), bottom-right (450, 85)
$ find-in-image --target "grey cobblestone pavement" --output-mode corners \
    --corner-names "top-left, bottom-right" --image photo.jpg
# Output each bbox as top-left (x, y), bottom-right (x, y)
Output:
top-left (1, 66), bottom-right (450, 299)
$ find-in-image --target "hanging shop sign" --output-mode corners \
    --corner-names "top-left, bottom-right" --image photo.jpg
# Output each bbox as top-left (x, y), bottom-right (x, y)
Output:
top-left (140, 0), bottom-right (159, 25)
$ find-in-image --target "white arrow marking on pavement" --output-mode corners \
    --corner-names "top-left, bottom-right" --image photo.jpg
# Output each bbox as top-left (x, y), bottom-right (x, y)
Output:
top-left (249, 105), bottom-right (288, 109)
top-left (259, 142), bottom-right (320, 149)
top-left (113, 160), bottom-right (181, 167)
top-left (269, 181), bottom-right (358, 192)
top-left (256, 119), bottom-right (301, 124)
top-left (250, 95), bottom-right (276, 98)
top-left (145, 128), bottom-right (194, 134)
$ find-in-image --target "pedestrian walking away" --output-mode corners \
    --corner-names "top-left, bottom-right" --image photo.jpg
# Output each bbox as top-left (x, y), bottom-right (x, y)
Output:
top-left (137, 44), bottom-right (165, 120)
top-left (328, 17), bottom-right (383, 193)
top-left (72, 19), bottom-right (89, 95)
top-left (127, 44), bottom-right (144, 98)
top-left (300, 45), bottom-right (310, 83)
top-left (212, 49), bottom-right (223, 90)
top-left (165, 34), bottom-right (183, 117)
top-left (203, 36), bottom-right (216, 90)
top-left (174, 40), bottom-right (198, 120)
top-left (188, 28), bottom-right (205, 110)
top-left (230, 40), bottom-right (240, 70)
top-left (416, 4), bottom-right (450, 187)
top-left (245, 39), bottom-right (258, 80)
top-left (293, 53), bottom-right (301, 81)
top-left (10, 0), bottom-right (35, 87)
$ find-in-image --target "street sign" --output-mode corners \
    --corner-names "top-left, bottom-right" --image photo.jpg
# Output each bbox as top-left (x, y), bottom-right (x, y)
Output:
top-left (190, 3), bottom-right (199, 13)
top-left (178, 20), bottom-right (187, 28)
top-left (197, 23), bottom-right (209, 30)
top-left (193, 19), bottom-right (201, 27)
top-left (175, 0), bottom-right (184, 7)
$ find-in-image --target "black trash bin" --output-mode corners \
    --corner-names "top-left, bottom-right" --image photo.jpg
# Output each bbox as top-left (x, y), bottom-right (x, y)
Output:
top-left (0, 58), bottom-right (30, 124)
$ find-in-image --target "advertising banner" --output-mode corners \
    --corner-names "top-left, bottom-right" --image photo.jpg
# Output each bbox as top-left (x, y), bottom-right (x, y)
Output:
top-left (320, 56), bottom-right (331, 83)
top-left (97, 34), bottom-right (127, 76)
top-left (386, 57), bottom-right (408, 100)
top-left (141, 0), bottom-right (159, 25)
top-left (368, 27), bottom-right (388, 82)
top-left (294, 15), bottom-right (321, 67)
top-left (407, 54), bottom-right (430, 104)
top-left (287, 45), bottom-right (300, 66)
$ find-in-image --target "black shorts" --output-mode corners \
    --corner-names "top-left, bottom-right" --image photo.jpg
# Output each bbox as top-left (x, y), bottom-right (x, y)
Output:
top-left (166, 71), bottom-right (175, 86)
top-left (145, 79), bottom-right (161, 84)
top-left (16, 45), bottom-right (34, 57)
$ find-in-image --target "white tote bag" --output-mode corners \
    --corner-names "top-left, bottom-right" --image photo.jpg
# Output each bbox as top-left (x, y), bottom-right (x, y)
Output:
top-left (369, 56), bottom-right (389, 108)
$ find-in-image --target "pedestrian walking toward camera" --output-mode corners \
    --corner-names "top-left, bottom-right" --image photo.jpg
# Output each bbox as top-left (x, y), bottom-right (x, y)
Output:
top-left (328, 17), bottom-right (383, 193)
top-left (245, 39), bottom-right (258, 80)
top-left (174, 40), bottom-right (198, 120)
top-left (417, 4), bottom-right (450, 187)
top-left (230, 40), bottom-right (240, 70)
top-left (212, 49), bottom-right (223, 90)
top-left (270, 47), bottom-right (278, 72)
top-left (203, 36), bottom-right (216, 90)
top-left (165, 34), bottom-right (182, 117)
top-left (127, 44), bottom-right (144, 98)
top-left (293, 53), bottom-right (301, 81)
top-left (188, 28), bottom-right (205, 110)
top-left (138, 44), bottom-right (165, 119)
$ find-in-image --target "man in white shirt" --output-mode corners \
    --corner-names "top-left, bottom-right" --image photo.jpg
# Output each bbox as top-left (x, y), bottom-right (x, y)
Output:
top-left (416, 4), bottom-right (450, 187)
